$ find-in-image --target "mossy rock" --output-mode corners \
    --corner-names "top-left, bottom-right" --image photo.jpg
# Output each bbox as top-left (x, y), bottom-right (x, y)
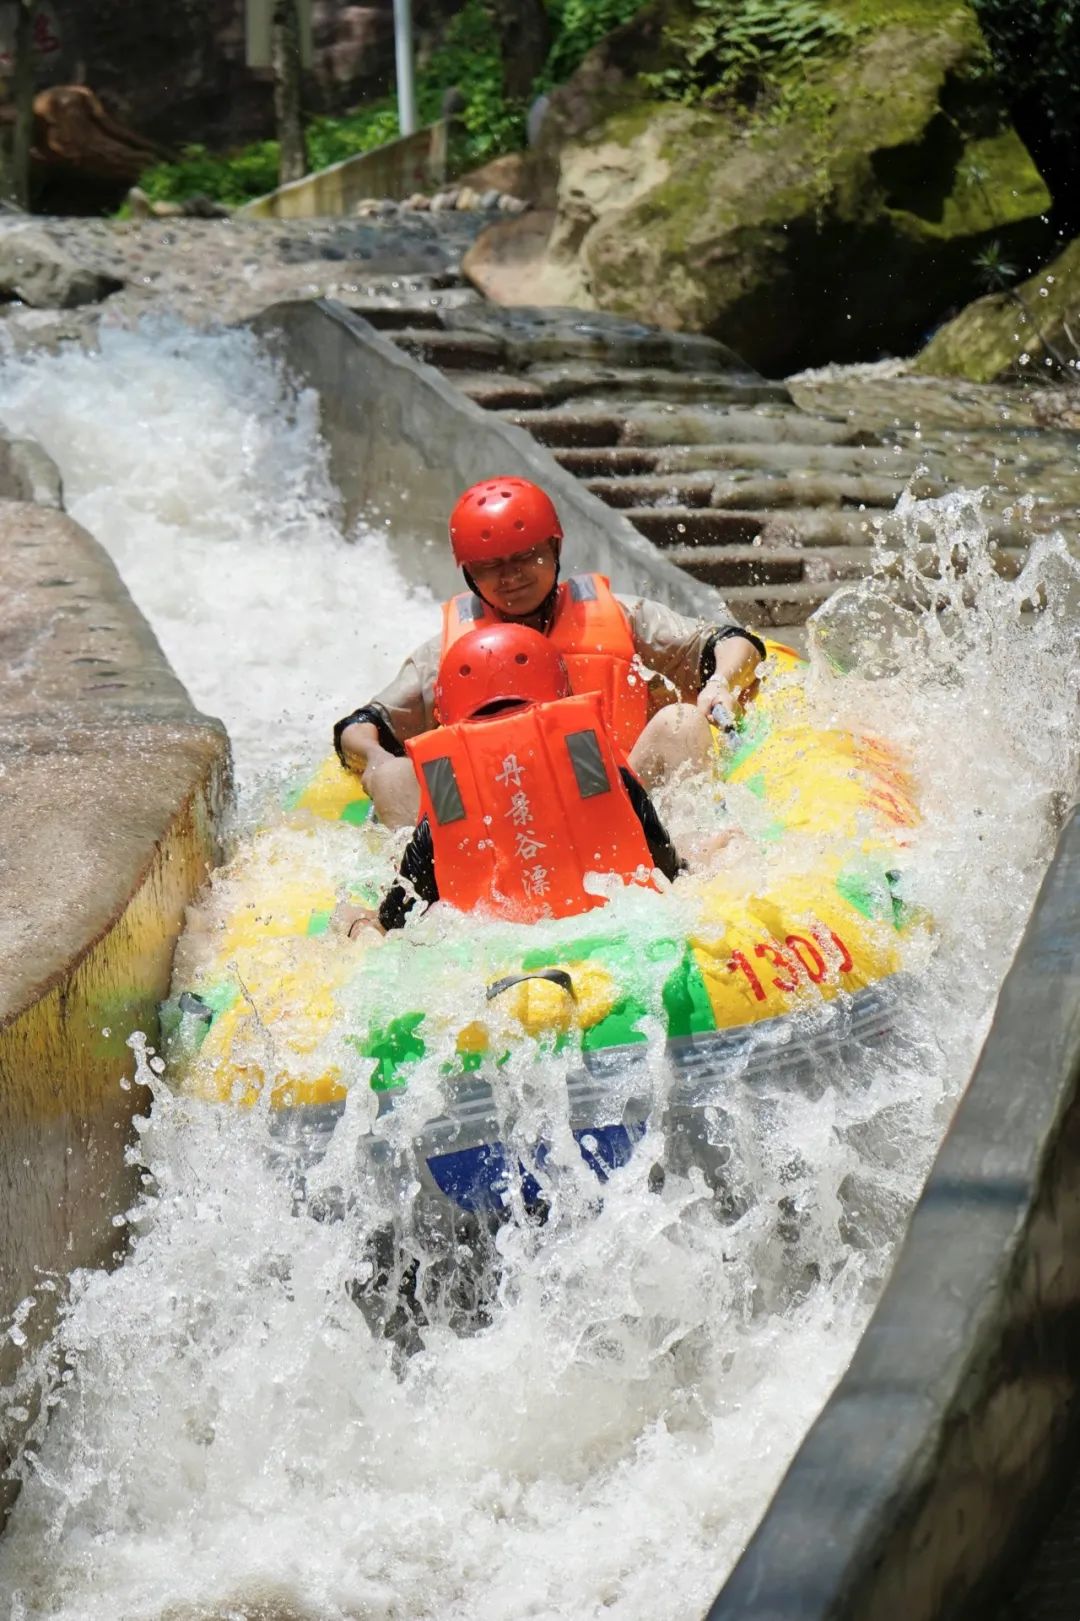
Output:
top-left (523, 0), bottom-right (1051, 373)
top-left (915, 234), bottom-right (1080, 383)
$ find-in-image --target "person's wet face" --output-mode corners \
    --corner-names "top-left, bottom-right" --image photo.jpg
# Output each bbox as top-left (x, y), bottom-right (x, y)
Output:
top-left (469, 541), bottom-right (559, 617)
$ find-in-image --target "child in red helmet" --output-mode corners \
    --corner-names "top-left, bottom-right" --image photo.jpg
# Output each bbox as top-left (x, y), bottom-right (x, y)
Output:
top-left (344, 624), bottom-right (683, 933)
top-left (335, 477), bottom-right (765, 829)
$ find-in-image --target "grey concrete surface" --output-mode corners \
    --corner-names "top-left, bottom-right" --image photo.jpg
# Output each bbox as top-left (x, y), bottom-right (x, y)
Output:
top-left (707, 805), bottom-right (1080, 1621)
top-left (0, 503), bottom-right (230, 1522)
top-left (250, 297), bottom-right (730, 617)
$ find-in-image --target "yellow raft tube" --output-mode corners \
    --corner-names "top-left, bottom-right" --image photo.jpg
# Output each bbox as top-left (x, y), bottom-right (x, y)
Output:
top-left (165, 642), bottom-right (921, 1209)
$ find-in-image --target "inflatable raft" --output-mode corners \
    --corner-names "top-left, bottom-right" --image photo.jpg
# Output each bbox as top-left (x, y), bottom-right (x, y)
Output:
top-left (164, 641), bottom-right (921, 1213)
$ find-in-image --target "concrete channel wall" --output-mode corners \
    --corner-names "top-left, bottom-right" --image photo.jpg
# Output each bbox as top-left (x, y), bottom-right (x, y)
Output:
top-left (240, 123), bottom-right (449, 219)
top-left (251, 297), bottom-right (731, 618)
top-left (708, 804), bottom-right (1080, 1621)
top-left (0, 499), bottom-right (230, 1520)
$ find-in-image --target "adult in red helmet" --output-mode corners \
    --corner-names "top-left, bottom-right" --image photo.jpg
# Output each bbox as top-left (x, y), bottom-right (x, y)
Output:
top-left (335, 476), bottom-right (765, 827)
top-left (343, 623), bottom-right (683, 932)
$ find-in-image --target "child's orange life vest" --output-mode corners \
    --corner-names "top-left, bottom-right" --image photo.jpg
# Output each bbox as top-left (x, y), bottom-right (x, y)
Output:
top-left (405, 691), bottom-right (657, 921)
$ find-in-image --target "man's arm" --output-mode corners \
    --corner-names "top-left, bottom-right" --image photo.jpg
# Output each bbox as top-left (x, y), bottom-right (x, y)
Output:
top-left (620, 596), bottom-right (766, 710)
top-left (333, 634), bottom-right (443, 772)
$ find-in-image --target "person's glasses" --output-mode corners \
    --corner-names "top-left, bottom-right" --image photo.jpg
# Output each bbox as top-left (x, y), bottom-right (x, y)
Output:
top-left (470, 544), bottom-right (554, 582)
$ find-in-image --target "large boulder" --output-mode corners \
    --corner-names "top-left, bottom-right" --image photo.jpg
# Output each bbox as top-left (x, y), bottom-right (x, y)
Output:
top-left (0, 224), bottom-right (122, 308)
top-left (915, 234), bottom-right (1080, 382)
top-left (471, 0), bottom-right (1051, 373)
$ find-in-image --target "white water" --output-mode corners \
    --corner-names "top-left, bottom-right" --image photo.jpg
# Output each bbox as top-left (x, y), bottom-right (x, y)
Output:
top-left (0, 325), bottom-right (1077, 1621)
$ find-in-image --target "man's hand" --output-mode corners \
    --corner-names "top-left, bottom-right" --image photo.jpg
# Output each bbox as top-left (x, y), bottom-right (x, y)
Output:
top-left (333, 901), bottom-right (384, 939)
top-left (697, 677), bottom-right (739, 734)
top-left (339, 720), bottom-right (383, 775)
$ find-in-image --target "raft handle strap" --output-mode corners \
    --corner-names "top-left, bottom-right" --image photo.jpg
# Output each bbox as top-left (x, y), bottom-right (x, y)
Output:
top-left (486, 969), bottom-right (576, 1002)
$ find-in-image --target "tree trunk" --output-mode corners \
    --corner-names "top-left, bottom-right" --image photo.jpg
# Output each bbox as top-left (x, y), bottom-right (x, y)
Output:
top-left (487, 0), bottom-right (550, 103)
top-left (271, 0), bottom-right (307, 185)
top-left (0, 0), bottom-right (34, 208)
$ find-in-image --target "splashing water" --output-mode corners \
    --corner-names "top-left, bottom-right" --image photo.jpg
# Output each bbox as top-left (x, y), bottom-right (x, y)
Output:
top-left (0, 325), bottom-right (1077, 1621)
top-left (0, 319), bottom-right (437, 795)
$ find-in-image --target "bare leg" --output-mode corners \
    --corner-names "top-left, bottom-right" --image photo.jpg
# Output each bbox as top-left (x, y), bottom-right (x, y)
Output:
top-left (628, 703), bottom-right (715, 788)
top-left (361, 752), bottom-right (420, 829)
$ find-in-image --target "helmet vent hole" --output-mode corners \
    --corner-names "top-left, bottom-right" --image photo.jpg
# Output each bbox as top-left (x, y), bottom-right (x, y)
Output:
top-left (513, 519), bottom-right (524, 530)
top-left (500, 489), bottom-right (512, 498)
top-left (514, 652), bottom-right (528, 664)
top-left (481, 528), bottom-right (491, 539)
top-left (460, 663), bottom-right (471, 676)
top-left (477, 496), bottom-right (487, 507)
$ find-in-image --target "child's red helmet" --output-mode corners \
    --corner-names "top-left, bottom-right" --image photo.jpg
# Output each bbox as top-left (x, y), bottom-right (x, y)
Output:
top-left (436, 624), bottom-right (571, 724)
top-left (448, 478), bottom-right (563, 567)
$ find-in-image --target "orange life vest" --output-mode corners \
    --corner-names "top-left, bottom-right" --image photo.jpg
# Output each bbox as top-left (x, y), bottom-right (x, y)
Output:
top-left (441, 574), bottom-right (649, 755)
top-left (405, 692), bottom-right (657, 922)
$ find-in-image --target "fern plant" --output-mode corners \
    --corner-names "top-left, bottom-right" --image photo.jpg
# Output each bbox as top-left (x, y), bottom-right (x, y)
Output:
top-left (641, 0), bottom-right (855, 105)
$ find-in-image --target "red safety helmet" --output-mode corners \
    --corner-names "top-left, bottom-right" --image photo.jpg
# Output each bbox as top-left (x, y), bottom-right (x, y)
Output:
top-left (436, 623), bottom-right (571, 724)
top-left (448, 477), bottom-right (563, 567)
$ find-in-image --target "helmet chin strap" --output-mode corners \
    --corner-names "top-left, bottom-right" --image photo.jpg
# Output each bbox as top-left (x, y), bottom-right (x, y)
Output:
top-left (463, 543), bottom-right (562, 631)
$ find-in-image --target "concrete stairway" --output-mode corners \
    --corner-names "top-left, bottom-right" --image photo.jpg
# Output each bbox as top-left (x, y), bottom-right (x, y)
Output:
top-left (336, 272), bottom-right (1080, 626)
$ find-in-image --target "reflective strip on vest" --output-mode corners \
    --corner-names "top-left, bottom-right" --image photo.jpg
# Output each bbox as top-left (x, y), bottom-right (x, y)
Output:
top-left (454, 593), bottom-right (486, 623)
top-left (567, 575), bottom-right (598, 602)
top-left (564, 728), bottom-right (611, 799)
top-left (405, 691), bottom-right (655, 921)
top-left (422, 756), bottom-right (466, 825)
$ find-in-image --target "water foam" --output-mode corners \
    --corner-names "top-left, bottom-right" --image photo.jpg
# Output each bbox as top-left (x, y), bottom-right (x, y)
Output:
top-left (0, 326), bottom-right (1077, 1621)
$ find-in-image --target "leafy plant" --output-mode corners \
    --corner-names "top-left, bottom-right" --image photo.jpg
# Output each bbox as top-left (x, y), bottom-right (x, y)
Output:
top-left (134, 0), bottom-right (657, 208)
top-left (640, 0), bottom-right (856, 106)
top-left (539, 0), bottom-right (651, 88)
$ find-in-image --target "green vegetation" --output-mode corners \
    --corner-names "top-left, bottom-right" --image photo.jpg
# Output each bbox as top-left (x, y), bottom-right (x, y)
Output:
top-left (640, 0), bottom-right (856, 106)
top-left (136, 0), bottom-right (652, 209)
top-left (971, 0), bottom-right (1080, 230)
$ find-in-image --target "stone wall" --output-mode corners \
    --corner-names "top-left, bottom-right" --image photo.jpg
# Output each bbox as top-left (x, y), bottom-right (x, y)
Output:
top-left (0, 499), bottom-right (230, 1521)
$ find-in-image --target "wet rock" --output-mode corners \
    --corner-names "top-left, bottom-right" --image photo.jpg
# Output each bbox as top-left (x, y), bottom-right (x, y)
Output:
top-left (915, 235), bottom-right (1080, 384)
top-left (126, 185), bottom-right (153, 220)
top-left (453, 152), bottom-right (529, 201)
top-left (504, 0), bottom-right (1051, 373)
top-left (0, 225), bottom-right (122, 308)
top-left (479, 188), bottom-right (501, 211)
top-left (462, 209), bottom-right (572, 306)
top-left (455, 186), bottom-right (481, 211)
top-left (430, 188), bottom-right (460, 213)
top-left (177, 193), bottom-right (231, 219)
top-left (402, 192), bottom-right (431, 211)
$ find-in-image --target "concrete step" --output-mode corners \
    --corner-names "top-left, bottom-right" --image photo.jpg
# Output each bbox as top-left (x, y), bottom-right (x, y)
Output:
top-left (663, 543), bottom-right (876, 589)
top-left (441, 305), bottom-right (768, 377)
top-left (671, 540), bottom-right (1031, 592)
top-left (625, 505), bottom-right (896, 549)
top-left (341, 287), bottom-right (482, 328)
top-left (626, 507), bottom-right (768, 546)
top-left (522, 364), bottom-right (788, 408)
top-left (555, 442), bottom-right (920, 480)
top-left (456, 371), bottom-right (550, 410)
top-left (503, 407), bottom-right (877, 450)
top-left (585, 471), bottom-right (906, 512)
top-left (715, 580), bottom-right (836, 625)
top-left (390, 328), bottom-right (505, 370)
top-left (503, 410), bottom-right (625, 448)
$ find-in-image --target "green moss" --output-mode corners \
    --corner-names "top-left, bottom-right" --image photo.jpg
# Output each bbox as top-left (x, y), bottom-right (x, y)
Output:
top-left (917, 232), bottom-right (1080, 381)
